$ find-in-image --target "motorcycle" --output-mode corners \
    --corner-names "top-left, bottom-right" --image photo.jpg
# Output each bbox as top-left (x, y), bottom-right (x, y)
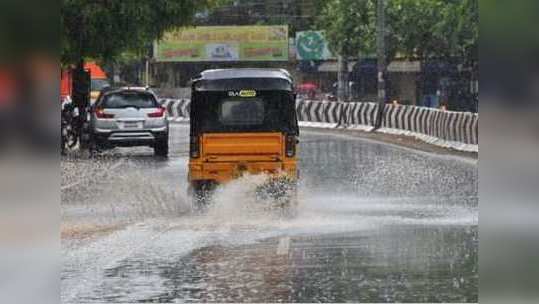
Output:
top-left (61, 100), bottom-right (79, 154)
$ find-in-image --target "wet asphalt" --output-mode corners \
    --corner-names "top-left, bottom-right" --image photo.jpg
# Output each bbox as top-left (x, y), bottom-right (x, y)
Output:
top-left (61, 124), bottom-right (478, 303)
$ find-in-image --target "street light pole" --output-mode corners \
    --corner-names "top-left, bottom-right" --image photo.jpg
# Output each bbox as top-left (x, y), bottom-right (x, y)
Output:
top-left (374, 0), bottom-right (386, 130)
top-left (337, 55), bottom-right (347, 102)
top-left (145, 58), bottom-right (150, 87)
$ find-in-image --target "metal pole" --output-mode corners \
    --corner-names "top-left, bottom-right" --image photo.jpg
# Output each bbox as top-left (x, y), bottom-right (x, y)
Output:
top-left (337, 55), bottom-right (348, 127)
top-left (337, 55), bottom-right (346, 102)
top-left (145, 58), bottom-right (150, 87)
top-left (374, 0), bottom-right (386, 130)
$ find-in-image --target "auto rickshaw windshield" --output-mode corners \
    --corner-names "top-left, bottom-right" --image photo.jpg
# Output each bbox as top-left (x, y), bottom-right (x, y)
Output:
top-left (190, 90), bottom-right (298, 135)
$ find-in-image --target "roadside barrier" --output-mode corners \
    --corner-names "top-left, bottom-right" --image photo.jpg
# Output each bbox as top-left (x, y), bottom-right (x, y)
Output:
top-left (379, 103), bottom-right (478, 146)
top-left (161, 98), bottom-right (190, 122)
top-left (295, 99), bottom-right (343, 126)
top-left (161, 98), bottom-right (478, 152)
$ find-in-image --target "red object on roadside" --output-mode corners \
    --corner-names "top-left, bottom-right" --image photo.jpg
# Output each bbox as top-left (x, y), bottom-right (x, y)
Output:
top-left (84, 62), bottom-right (107, 79)
top-left (297, 82), bottom-right (319, 99)
top-left (297, 82), bottom-right (318, 92)
top-left (60, 69), bottom-right (73, 101)
top-left (60, 61), bottom-right (107, 102)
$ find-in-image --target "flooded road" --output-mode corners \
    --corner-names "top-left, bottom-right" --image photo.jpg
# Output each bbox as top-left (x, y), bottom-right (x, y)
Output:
top-left (61, 124), bottom-right (478, 303)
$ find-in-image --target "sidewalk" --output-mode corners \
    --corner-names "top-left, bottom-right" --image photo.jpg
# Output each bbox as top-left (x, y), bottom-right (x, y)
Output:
top-left (300, 126), bottom-right (478, 160)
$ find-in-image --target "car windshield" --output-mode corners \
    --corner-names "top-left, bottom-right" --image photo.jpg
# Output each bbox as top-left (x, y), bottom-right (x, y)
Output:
top-left (101, 92), bottom-right (158, 109)
top-left (91, 79), bottom-right (110, 91)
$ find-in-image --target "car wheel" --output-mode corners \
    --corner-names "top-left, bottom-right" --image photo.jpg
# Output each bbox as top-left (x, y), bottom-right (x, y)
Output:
top-left (154, 136), bottom-right (169, 157)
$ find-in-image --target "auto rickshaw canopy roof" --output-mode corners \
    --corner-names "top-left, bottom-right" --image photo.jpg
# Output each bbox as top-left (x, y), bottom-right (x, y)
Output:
top-left (192, 68), bottom-right (294, 92)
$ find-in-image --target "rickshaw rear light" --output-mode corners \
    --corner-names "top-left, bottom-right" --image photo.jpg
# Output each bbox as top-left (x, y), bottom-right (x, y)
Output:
top-left (285, 135), bottom-right (297, 157)
top-left (190, 136), bottom-right (200, 158)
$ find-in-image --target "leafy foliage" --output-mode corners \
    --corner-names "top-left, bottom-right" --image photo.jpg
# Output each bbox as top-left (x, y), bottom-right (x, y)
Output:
top-left (318, 0), bottom-right (478, 65)
top-left (317, 0), bottom-right (376, 58)
top-left (389, 0), bottom-right (477, 63)
top-left (61, 0), bottom-right (225, 65)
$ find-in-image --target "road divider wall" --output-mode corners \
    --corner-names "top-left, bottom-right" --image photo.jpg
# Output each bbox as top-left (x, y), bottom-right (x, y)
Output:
top-left (161, 98), bottom-right (478, 153)
top-left (161, 98), bottom-right (190, 122)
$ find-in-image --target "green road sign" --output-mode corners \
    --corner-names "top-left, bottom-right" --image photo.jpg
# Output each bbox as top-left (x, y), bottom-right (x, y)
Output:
top-left (296, 31), bottom-right (334, 61)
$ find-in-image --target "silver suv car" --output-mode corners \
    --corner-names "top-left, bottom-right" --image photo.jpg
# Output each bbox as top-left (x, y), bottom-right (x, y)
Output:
top-left (89, 87), bottom-right (169, 156)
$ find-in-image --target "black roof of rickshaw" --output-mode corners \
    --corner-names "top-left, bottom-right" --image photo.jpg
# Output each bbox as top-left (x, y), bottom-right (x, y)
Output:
top-left (191, 69), bottom-right (294, 92)
top-left (194, 68), bottom-right (293, 82)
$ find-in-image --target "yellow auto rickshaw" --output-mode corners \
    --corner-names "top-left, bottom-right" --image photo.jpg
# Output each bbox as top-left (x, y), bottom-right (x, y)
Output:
top-left (187, 69), bottom-right (299, 210)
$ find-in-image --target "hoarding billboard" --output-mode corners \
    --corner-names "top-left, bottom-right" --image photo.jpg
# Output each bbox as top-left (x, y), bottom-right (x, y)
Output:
top-left (296, 31), bottom-right (335, 61)
top-left (154, 26), bottom-right (289, 62)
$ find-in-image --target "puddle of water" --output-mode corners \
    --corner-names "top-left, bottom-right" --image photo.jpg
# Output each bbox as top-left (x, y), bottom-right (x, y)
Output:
top-left (104, 225), bottom-right (477, 303)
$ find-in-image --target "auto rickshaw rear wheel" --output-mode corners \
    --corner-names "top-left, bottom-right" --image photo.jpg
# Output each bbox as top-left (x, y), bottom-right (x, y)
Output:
top-left (188, 181), bottom-right (216, 212)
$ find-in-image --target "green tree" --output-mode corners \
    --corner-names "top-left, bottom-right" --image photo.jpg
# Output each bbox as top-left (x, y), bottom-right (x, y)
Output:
top-left (388, 0), bottom-right (478, 64)
top-left (61, 0), bottom-right (227, 65)
top-left (317, 0), bottom-right (478, 106)
top-left (318, 0), bottom-right (478, 64)
top-left (317, 0), bottom-right (376, 59)
top-left (435, 0), bottom-right (478, 67)
top-left (387, 0), bottom-right (444, 61)
top-left (317, 0), bottom-right (376, 101)
top-left (387, 0), bottom-right (478, 109)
